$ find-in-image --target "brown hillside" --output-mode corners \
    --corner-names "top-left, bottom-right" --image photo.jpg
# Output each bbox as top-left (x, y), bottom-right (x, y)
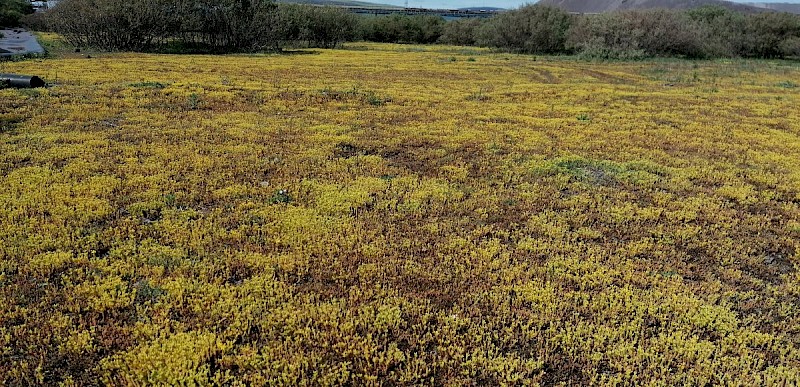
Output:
top-left (746, 2), bottom-right (800, 13)
top-left (536, 0), bottom-right (768, 13)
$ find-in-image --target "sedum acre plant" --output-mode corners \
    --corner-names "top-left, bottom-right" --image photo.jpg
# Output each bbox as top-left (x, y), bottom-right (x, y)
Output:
top-left (1, 42), bottom-right (800, 385)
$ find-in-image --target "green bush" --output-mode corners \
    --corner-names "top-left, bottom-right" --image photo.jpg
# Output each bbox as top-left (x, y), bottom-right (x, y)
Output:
top-left (568, 9), bottom-right (711, 59)
top-left (19, 11), bottom-right (51, 31)
top-left (48, 0), bottom-right (278, 51)
top-left (780, 37), bottom-right (800, 58)
top-left (359, 14), bottom-right (445, 44)
top-left (439, 18), bottom-right (484, 46)
top-left (635, 9), bottom-right (707, 58)
top-left (46, 0), bottom-right (357, 52)
top-left (566, 12), bottom-right (645, 59)
top-left (741, 11), bottom-right (800, 58)
top-left (686, 6), bottom-right (746, 58)
top-left (476, 5), bottom-right (572, 54)
top-left (48, 0), bottom-right (180, 50)
top-left (279, 4), bottom-right (358, 49)
top-left (0, 0), bottom-right (33, 27)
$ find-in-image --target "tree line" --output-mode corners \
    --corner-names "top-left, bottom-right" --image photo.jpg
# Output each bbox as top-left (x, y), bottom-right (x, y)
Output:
top-left (436, 5), bottom-right (800, 59)
top-left (0, 0), bottom-right (33, 28)
top-left (20, 1), bottom-right (800, 59)
top-left (32, 0), bottom-right (358, 52)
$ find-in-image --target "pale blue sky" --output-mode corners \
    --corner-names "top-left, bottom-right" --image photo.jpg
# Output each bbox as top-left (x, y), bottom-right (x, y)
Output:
top-left (385, 0), bottom-right (800, 10)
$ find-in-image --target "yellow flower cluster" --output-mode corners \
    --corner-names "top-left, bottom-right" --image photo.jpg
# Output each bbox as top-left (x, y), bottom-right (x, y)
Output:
top-left (1, 40), bottom-right (800, 385)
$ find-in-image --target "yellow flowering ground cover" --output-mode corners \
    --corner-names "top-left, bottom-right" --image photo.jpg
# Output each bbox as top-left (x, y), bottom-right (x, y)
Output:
top-left (2, 41), bottom-right (800, 385)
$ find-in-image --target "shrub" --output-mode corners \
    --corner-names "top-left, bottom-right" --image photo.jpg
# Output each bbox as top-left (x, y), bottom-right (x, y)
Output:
top-left (780, 37), bottom-right (800, 58)
top-left (359, 14), bottom-right (445, 44)
top-left (634, 9), bottom-right (707, 58)
top-left (439, 18), bottom-right (484, 46)
top-left (740, 11), bottom-right (800, 58)
top-left (47, 0), bottom-right (179, 50)
top-left (0, 0), bottom-right (33, 27)
top-left (19, 11), bottom-right (51, 31)
top-left (568, 9), bottom-right (708, 59)
top-left (47, 0), bottom-right (279, 52)
top-left (567, 12), bottom-right (645, 59)
top-left (279, 4), bottom-right (358, 49)
top-left (686, 6), bottom-right (746, 58)
top-left (476, 4), bottom-right (572, 54)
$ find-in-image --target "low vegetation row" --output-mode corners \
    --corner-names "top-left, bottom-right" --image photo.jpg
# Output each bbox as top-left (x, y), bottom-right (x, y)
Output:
top-left (9, 1), bottom-right (800, 58)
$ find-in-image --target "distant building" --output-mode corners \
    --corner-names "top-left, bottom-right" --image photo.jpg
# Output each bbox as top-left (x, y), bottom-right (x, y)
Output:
top-left (31, 0), bottom-right (60, 11)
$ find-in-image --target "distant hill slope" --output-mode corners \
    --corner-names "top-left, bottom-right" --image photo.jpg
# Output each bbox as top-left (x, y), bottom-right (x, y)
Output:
top-left (536, 0), bottom-right (769, 13)
top-left (745, 2), bottom-right (800, 13)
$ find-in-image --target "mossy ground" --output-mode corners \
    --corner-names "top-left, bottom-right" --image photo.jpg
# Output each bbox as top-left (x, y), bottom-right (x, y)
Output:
top-left (2, 43), bottom-right (800, 385)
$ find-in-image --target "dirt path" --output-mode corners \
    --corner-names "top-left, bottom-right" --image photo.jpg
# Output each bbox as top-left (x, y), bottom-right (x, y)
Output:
top-left (0, 29), bottom-right (44, 57)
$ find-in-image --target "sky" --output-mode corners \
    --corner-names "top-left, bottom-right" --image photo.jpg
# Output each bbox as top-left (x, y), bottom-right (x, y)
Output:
top-left (383, 0), bottom-right (800, 10)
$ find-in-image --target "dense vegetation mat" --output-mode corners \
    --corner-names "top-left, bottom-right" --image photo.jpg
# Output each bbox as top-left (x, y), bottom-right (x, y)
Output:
top-left (1, 44), bottom-right (800, 384)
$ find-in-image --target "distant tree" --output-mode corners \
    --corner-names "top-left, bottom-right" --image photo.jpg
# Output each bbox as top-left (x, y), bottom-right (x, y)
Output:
top-left (47, 0), bottom-right (280, 52)
top-left (633, 9), bottom-right (707, 58)
top-left (286, 5), bottom-right (358, 49)
top-left (476, 4), bottom-right (572, 54)
top-left (566, 12), bottom-right (646, 59)
top-left (567, 9), bottom-right (708, 59)
top-left (19, 10), bottom-right (51, 31)
top-left (175, 0), bottom-right (278, 51)
top-left (780, 37), bottom-right (800, 58)
top-left (686, 6), bottom-right (746, 57)
top-left (741, 11), bottom-right (800, 58)
top-left (48, 0), bottom-right (177, 50)
top-left (439, 18), bottom-right (484, 46)
top-left (359, 14), bottom-right (445, 44)
top-left (0, 0), bottom-right (34, 27)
